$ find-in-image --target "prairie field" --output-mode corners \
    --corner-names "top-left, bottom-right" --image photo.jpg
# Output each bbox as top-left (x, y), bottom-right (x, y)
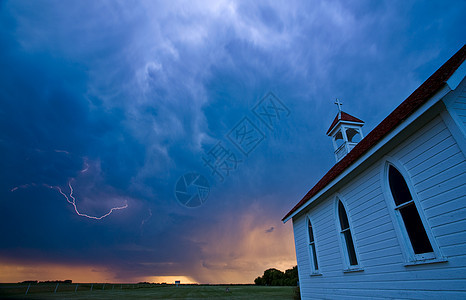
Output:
top-left (0, 283), bottom-right (297, 299)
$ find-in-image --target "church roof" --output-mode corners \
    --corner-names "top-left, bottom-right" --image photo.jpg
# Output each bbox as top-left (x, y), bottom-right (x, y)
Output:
top-left (283, 44), bottom-right (466, 222)
top-left (326, 111), bottom-right (364, 135)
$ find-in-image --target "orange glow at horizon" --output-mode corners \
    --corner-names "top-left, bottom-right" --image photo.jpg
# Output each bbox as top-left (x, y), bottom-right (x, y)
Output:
top-left (0, 261), bottom-right (116, 283)
top-left (144, 276), bottom-right (198, 284)
top-left (0, 204), bottom-right (297, 284)
top-left (185, 202), bottom-right (298, 284)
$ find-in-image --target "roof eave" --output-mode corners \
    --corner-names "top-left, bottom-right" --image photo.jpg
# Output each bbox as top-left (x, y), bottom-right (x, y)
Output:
top-left (326, 120), bottom-right (366, 136)
top-left (447, 59), bottom-right (466, 90)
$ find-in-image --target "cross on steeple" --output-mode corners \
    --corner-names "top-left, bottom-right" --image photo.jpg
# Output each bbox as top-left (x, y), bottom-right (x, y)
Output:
top-left (334, 98), bottom-right (343, 112)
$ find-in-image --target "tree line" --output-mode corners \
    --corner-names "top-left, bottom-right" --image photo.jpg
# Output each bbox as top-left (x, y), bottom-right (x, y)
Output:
top-left (20, 280), bottom-right (72, 284)
top-left (254, 266), bottom-right (298, 286)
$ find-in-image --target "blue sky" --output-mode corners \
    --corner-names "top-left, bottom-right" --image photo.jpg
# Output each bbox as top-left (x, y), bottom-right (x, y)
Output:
top-left (0, 0), bottom-right (464, 283)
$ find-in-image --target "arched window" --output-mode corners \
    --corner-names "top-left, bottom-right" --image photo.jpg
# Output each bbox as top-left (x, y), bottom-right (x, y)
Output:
top-left (337, 200), bottom-right (359, 267)
top-left (307, 218), bottom-right (319, 273)
top-left (388, 165), bottom-right (434, 255)
top-left (346, 128), bottom-right (362, 143)
top-left (334, 130), bottom-right (345, 148)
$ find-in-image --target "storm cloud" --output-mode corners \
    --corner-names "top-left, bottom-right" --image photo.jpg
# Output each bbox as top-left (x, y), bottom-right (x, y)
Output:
top-left (0, 0), bottom-right (464, 283)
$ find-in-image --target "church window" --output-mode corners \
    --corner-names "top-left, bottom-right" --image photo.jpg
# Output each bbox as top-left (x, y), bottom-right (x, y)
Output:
top-left (337, 200), bottom-right (359, 267)
top-left (307, 218), bottom-right (319, 273)
top-left (388, 165), bottom-right (434, 255)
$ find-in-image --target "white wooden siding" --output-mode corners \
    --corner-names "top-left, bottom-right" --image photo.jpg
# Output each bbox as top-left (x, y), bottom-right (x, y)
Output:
top-left (450, 82), bottom-right (466, 127)
top-left (292, 112), bottom-right (466, 299)
top-left (444, 77), bottom-right (466, 139)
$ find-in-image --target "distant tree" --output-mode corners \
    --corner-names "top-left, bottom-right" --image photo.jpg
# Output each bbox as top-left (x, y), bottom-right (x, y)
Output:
top-left (263, 268), bottom-right (284, 286)
top-left (20, 280), bottom-right (37, 284)
top-left (40, 280), bottom-right (72, 284)
top-left (254, 266), bottom-right (298, 286)
top-left (254, 276), bottom-right (264, 285)
top-left (284, 266), bottom-right (298, 286)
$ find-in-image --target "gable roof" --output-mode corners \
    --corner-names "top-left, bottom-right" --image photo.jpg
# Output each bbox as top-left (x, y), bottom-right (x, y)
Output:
top-left (326, 111), bottom-right (365, 135)
top-left (283, 44), bottom-right (466, 222)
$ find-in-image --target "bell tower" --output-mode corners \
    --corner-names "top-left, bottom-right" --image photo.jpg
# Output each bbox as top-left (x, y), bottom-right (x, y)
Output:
top-left (327, 99), bottom-right (365, 162)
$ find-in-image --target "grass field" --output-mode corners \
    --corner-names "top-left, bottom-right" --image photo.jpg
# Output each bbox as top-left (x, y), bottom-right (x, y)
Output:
top-left (0, 283), bottom-right (298, 299)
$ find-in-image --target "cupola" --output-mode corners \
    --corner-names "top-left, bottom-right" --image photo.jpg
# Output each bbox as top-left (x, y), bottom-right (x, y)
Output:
top-left (327, 99), bottom-right (364, 162)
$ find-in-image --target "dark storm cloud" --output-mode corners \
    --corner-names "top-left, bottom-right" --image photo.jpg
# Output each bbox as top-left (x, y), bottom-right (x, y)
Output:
top-left (0, 0), bottom-right (464, 283)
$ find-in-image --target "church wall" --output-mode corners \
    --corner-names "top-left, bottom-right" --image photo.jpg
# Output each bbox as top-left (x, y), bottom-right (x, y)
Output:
top-left (293, 112), bottom-right (466, 299)
top-left (444, 76), bottom-right (466, 137)
top-left (448, 81), bottom-right (466, 128)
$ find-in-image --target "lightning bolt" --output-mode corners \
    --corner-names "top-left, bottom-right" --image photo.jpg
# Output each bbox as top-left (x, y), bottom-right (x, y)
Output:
top-left (48, 181), bottom-right (128, 220)
top-left (140, 208), bottom-right (152, 235)
top-left (10, 183), bottom-right (38, 192)
top-left (54, 149), bottom-right (70, 154)
top-left (80, 161), bottom-right (89, 173)
top-left (11, 181), bottom-right (128, 220)
top-left (141, 208), bottom-right (152, 226)
top-left (140, 208), bottom-right (152, 236)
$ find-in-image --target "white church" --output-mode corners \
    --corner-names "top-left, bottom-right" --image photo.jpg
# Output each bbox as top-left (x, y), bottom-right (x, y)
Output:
top-left (283, 45), bottom-right (466, 299)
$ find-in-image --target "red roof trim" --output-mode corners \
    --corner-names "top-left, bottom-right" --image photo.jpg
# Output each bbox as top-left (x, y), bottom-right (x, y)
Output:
top-left (283, 44), bottom-right (466, 222)
top-left (326, 111), bottom-right (365, 135)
